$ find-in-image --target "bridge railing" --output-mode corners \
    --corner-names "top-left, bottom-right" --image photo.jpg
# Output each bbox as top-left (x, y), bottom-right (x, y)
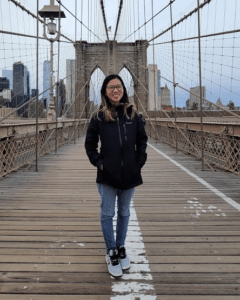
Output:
top-left (0, 120), bottom-right (89, 178)
top-left (146, 121), bottom-right (240, 176)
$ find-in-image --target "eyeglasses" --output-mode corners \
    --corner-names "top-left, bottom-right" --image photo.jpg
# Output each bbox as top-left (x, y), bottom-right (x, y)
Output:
top-left (106, 84), bottom-right (123, 92)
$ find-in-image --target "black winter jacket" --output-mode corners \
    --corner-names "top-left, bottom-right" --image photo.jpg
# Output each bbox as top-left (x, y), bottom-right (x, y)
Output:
top-left (85, 105), bottom-right (148, 190)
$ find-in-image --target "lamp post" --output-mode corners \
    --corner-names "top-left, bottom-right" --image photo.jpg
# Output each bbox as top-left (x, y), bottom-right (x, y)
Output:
top-left (38, 0), bottom-right (66, 120)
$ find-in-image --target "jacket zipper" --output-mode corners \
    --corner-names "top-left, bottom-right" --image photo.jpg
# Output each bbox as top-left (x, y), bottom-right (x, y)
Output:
top-left (123, 124), bottom-right (127, 141)
top-left (116, 115), bottom-right (123, 167)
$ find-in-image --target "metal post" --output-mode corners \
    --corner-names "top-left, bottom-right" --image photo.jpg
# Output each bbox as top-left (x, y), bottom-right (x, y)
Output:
top-left (74, 0), bottom-right (77, 144)
top-left (35, 0), bottom-right (39, 172)
top-left (55, 81), bottom-right (59, 153)
top-left (197, 0), bottom-right (204, 170)
top-left (55, 3), bottom-right (61, 154)
top-left (47, 41), bottom-right (55, 119)
top-left (151, 0), bottom-right (157, 143)
top-left (170, 0), bottom-right (178, 153)
top-left (144, 0), bottom-right (147, 39)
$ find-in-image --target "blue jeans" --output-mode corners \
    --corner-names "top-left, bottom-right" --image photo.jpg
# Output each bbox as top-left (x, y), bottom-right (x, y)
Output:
top-left (97, 183), bottom-right (135, 253)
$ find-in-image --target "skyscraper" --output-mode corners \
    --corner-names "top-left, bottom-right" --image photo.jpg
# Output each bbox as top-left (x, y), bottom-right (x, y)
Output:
top-left (58, 79), bottom-right (66, 117)
top-left (0, 77), bottom-right (10, 91)
top-left (31, 89), bottom-right (39, 98)
top-left (148, 64), bottom-right (160, 110)
top-left (12, 62), bottom-right (30, 116)
top-left (157, 70), bottom-right (161, 96)
top-left (66, 59), bottom-right (75, 104)
top-left (2, 70), bottom-right (13, 90)
top-left (189, 86), bottom-right (206, 110)
top-left (43, 60), bottom-right (51, 106)
top-left (13, 62), bottom-right (27, 97)
top-left (160, 84), bottom-right (171, 107)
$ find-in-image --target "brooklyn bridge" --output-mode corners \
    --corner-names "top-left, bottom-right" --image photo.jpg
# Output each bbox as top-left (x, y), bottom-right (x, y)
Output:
top-left (0, 0), bottom-right (240, 299)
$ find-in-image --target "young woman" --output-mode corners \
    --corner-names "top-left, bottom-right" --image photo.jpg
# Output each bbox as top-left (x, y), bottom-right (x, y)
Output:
top-left (85, 74), bottom-right (148, 277)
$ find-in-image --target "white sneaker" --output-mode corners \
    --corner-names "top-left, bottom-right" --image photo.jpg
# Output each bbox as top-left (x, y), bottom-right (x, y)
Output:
top-left (118, 246), bottom-right (131, 270)
top-left (105, 249), bottom-right (123, 277)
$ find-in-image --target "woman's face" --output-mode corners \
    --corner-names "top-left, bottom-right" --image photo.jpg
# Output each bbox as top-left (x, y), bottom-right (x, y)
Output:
top-left (106, 78), bottom-right (124, 105)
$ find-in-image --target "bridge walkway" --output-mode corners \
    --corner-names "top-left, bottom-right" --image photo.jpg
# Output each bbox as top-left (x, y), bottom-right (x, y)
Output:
top-left (0, 136), bottom-right (240, 299)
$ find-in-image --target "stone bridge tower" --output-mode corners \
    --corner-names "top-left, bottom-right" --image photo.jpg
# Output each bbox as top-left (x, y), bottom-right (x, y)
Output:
top-left (75, 40), bottom-right (149, 118)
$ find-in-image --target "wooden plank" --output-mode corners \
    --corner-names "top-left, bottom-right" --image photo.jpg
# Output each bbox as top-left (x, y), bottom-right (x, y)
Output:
top-left (1, 282), bottom-right (240, 295)
top-left (1, 235), bottom-right (240, 242)
top-left (1, 272), bottom-right (240, 284)
top-left (1, 230), bottom-right (240, 236)
top-left (0, 255), bottom-right (240, 264)
top-left (1, 296), bottom-right (240, 300)
top-left (0, 263), bottom-right (240, 273)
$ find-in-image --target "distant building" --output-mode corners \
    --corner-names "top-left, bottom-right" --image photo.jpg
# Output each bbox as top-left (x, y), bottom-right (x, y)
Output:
top-left (189, 86), bottom-right (206, 110)
top-left (0, 89), bottom-right (11, 108)
top-left (2, 70), bottom-right (13, 90)
top-left (12, 62), bottom-right (29, 98)
top-left (12, 62), bottom-right (30, 116)
top-left (0, 89), bottom-right (11, 101)
top-left (26, 71), bottom-right (30, 100)
top-left (43, 60), bottom-right (51, 106)
top-left (0, 77), bottom-right (10, 91)
top-left (57, 79), bottom-right (66, 117)
top-left (216, 98), bottom-right (223, 108)
top-left (31, 89), bottom-right (39, 98)
top-left (28, 99), bottom-right (45, 118)
top-left (66, 59), bottom-right (76, 104)
top-left (157, 70), bottom-right (161, 96)
top-left (148, 64), bottom-right (160, 110)
top-left (160, 84), bottom-right (171, 108)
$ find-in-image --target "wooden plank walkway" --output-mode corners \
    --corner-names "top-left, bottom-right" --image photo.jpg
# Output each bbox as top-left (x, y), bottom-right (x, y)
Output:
top-left (0, 136), bottom-right (240, 299)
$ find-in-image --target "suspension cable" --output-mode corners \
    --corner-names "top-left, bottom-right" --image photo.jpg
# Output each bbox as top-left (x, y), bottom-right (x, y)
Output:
top-left (150, 28), bottom-right (240, 46)
top-left (114, 0), bottom-right (123, 40)
top-left (56, 0), bottom-right (104, 42)
top-left (100, 0), bottom-right (109, 41)
top-left (148, 0), bottom-right (212, 43)
top-left (120, 0), bottom-right (176, 42)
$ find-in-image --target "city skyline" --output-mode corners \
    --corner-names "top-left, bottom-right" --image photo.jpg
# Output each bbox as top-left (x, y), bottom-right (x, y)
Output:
top-left (1, 57), bottom-right (238, 112)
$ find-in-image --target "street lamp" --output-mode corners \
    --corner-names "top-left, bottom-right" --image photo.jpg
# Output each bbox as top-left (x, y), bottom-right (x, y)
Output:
top-left (38, 0), bottom-right (66, 120)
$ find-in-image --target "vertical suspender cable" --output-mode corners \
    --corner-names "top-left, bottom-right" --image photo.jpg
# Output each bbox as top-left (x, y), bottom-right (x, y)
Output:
top-left (170, 0), bottom-right (178, 153)
top-left (88, 0), bottom-right (89, 41)
top-left (151, 0), bottom-right (157, 142)
top-left (81, 0), bottom-right (83, 40)
top-left (129, 0), bottom-right (132, 42)
top-left (90, 0), bottom-right (92, 43)
top-left (197, 0), bottom-right (204, 170)
top-left (144, 0), bottom-right (147, 39)
top-left (55, 2), bottom-right (61, 153)
top-left (74, 0), bottom-right (77, 144)
top-left (35, 0), bottom-right (39, 172)
top-left (137, 0), bottom-right (140, 39)
top-left (80, 0), bottom-right (83, 137)
top-left (133, 0), bottom-right (136, 41)
top-left (95, 0), bottom-right (96, 43)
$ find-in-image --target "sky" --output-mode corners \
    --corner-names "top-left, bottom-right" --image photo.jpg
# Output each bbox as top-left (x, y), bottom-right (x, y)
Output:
top-left (0, 0), bottom-right (239, 108)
